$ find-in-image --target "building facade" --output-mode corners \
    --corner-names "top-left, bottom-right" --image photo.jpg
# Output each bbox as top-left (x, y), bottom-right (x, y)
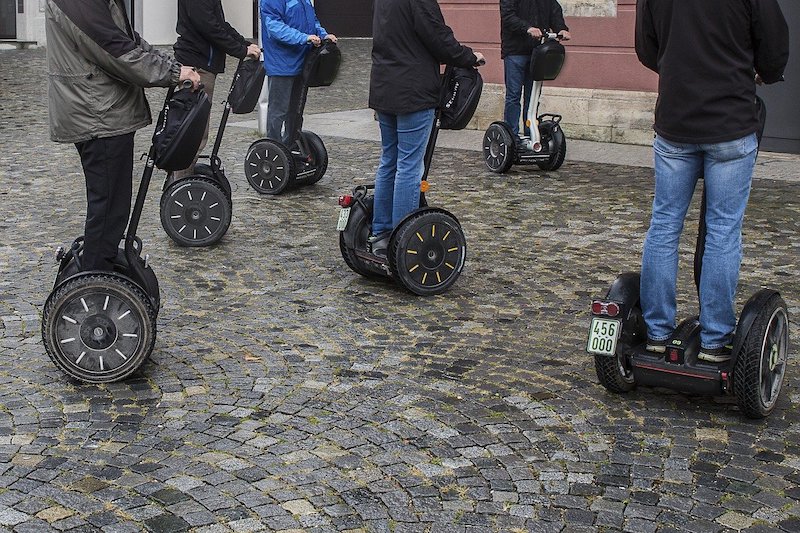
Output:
top-left (4, 0), bottom-right (797, 151)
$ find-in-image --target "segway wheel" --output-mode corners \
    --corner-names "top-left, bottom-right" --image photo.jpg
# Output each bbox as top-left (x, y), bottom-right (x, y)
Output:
top-left (389, 209), bottom-right (466, 296)
top-left (244, 139), bottom-right (295, 195)
top-left (594, 313), bottom-right (639, 394)
top-left (339, 196), bottom-right (386, 280)
top-left (42, 274), bottom-right (157, 383)
top-left (301, 131), bottom-right (329, 184)
top-left (536, 121), bottom-right (567, 171)
top-left (483, 122), bottom-right (515, 174)
top-left (160, 177), bottom-right (232, 247)
top-left (734, 294), bottom-right (789, 418)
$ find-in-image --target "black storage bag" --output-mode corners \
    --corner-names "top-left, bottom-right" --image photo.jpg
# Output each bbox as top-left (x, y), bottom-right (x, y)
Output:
top-left (303, 41), bottom-right (342, 88)
top-left (229, 58), bottom-right (266, 114)
top-left (151, 86), bottom-right (211, 171)
top-left (530, 40), bottom-right (566, 81)
top-left (440, 67), bottom-right (483, 131)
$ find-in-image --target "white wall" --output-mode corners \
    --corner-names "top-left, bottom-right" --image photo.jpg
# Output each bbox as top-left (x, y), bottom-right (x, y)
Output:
top-left (15, 0), bottom-right (47, 43)
top-left (141, 0), bottom-right (254, 46)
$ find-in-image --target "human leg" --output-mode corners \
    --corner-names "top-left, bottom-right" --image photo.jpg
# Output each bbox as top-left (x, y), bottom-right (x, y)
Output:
top-left (75, 132), bottom-right (135, 271)
top-left (283, 75), bottom-right (305, 145)
top-left (266, 76), bottom-right (296, 142)
top-left (371, 112), bottom-right (399, 239)
top-left (640, 135), bottom-right (703, 344)
top-left (521, 62), bottom-right (533, 138)
top-left (503, 55), bottom-right (528, 137)
top-left (391, 108), bottom-right (436, 228)
top-left (697, 133), bottom-right (758, 352)
top-left (173, 69), bottom-right (217, 178)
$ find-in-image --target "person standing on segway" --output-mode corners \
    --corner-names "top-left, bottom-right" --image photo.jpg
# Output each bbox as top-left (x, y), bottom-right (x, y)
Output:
top-left (500, 0), bottom-right (570, 140)
top-left (368, 0), bottom-right (485, 257)
top-left (260, 0), bottom-right (336, 144)
top-left (173, 0), bottom-right (262, 179)
top-left (635, 0), bottom-right (789, 362)
top-left (44, 0), bottom-right (201, 272)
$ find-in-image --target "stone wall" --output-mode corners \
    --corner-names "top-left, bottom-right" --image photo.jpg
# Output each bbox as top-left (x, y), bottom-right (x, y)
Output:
top-left (470, 84), bottom-right (656, 145)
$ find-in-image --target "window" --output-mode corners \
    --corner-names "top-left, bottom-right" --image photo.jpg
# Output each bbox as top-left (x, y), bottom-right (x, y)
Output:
top-left (17, 0), bottom-right (22, 13)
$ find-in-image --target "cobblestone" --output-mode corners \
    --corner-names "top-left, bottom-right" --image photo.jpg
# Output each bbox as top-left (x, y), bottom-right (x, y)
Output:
top-left (1, 40), bottom-right (800, 531)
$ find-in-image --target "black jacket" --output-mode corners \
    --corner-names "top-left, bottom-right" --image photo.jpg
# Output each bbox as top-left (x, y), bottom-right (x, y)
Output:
top-left (500, 0), bottom-right (568, 58)
top-left (636, 0), bottom-right (789, 144)
top-left (174, 0), bottom-right (250, 74)
top-left (369, 0), bottom-right (478, 115)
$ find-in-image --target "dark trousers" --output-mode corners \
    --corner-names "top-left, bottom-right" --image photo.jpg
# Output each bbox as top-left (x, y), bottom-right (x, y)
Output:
top-left (267, 75), bottom-right (304, 144)
top-left (74, 132), bottom-right (135, 271)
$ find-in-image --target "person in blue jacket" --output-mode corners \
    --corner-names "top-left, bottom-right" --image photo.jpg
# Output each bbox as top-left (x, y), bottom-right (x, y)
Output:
top-left (260, 0), bottom-right (336, 144)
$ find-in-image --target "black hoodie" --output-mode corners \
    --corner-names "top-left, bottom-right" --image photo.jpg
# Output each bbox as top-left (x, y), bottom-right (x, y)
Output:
top-left (174, 0), bottom-right (250, 74)
top-left (635, 0), bottom-right (789, 144)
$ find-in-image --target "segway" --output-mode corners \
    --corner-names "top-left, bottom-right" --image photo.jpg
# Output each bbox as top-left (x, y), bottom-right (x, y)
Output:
top-left (337, 64), bottom-right (483, 296)
top-left (42, 82), bottom-right (210, 383)
top-left (586, 98), bottom-right (789, 418)
top-left (483, 32), bottom-right (567, 173)
top-left (160, 57), bottom-right (265, 246)
top-left (244, 39), bottom-right (341, 195)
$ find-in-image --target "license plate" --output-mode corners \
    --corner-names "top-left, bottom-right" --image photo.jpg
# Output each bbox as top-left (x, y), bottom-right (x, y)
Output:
top-left (336, 207), bottom-right (351, 231)
top-left (587, 317), bottom-right (621, 356)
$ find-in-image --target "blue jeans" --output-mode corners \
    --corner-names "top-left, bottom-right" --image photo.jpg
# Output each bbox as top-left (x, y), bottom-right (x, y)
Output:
top-left (503, 55), bottom-right (533, 137)
top-left (641, 133), bottom-right (758, 349)
top-left (267, 75), bottom-right (303, 144)
top-left (371, 109), bottom-right (435, 236)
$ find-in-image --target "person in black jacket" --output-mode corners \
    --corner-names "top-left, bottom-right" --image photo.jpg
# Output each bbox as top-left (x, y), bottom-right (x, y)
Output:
top-left (173, 0), bottom-right (261, 178)
top-left (635, 0), bottom-right (789, 363)
top-left (367, 0), bottom-right (484, 256)
top-left (500, 0), bottom-right (569, 138)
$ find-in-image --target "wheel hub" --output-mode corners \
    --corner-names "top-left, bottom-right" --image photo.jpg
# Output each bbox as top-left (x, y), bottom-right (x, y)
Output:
top-left (80, 313), bottom-right (117, 350)
top-left (769, 343), bottom-right (779, 371)
top-left (420, 243), bottom-right (445, 269)
top-left (490, 139), bottom-right (502, 158)
top-left (188, 206), bottom-right (203, 222)
top-left (260, 161), bottom-right (273, 175)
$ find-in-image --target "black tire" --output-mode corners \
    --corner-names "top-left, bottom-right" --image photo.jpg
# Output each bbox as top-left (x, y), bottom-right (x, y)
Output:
top-left (593, 278), bottom-right (641, 393)
top-left (301, 131), bottom-right (328, 185)
top-left (734, 294), bottom-right (789, 418)
top-left (536, 121), bottom-right (567, 171)
top-left (389, 209), bottom-right (466, 296)
top-left (160, 177), bottom-right (232, 247)
top-left (244, 139), bottom-right (295, 195)
top-left (483, 122), bottom-right (515, 174)
top-left (339, 196), bottom-right (386, 280)
top-left (42, 274), bottom-right (156, 383)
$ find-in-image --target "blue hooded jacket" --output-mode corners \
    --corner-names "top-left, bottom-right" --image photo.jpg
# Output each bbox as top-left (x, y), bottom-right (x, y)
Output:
top-left (260, 0), bottom-right (328, 76)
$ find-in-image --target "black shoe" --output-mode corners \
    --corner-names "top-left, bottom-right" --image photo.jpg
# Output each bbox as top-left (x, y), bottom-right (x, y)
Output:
top-left (646, 339), bottom-right (667, 354)
top-left (368, 233), bottom-right (390, 258)
top-left (698, 344), bottom-right (733, 363)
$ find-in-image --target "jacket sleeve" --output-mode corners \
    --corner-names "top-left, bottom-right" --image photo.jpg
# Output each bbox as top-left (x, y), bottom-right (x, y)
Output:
top-left (260, 0), bottom-right (309, 46)
top-left (548, 0), bottom-right (569, 32)
top-left (413, 0), bottom-right (477, 68)
top-left (314, 14), bottom-right (328, 39)
top-left (187, 0), bottom-right (249, 59)
top-left (61, 5), bottom-right (180, 87)
top-left (751, 0), bottom-right (789, 84)
top-left (635, 0), bottom-right (659, 73)
top-left (500, 0), bottom-right (531, 35)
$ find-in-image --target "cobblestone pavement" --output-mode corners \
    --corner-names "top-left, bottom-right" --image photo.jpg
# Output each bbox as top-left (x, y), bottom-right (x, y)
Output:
top-left (1, 42), bottom-right (800, 533)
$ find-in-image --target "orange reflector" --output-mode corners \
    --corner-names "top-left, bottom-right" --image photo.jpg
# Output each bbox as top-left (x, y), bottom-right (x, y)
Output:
top-left (525, 119), bottom-right (531, 127)
top-left (420, 181), bottom-right (430, 193)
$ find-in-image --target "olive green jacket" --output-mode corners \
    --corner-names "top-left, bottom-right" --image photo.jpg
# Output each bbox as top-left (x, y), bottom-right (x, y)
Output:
top-left (45, 0), bottom-right (182, 143)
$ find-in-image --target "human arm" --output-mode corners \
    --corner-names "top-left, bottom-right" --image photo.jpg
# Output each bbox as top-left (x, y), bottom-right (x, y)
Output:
top-left (260, 0), bottom-right (311, 46)
top-left (548, 0), bottom-right (569, 33)
top-left (500, 0), bottom-right (531, 36)
top-left (634, 0), bottom-right (659, 73)
top-left (185, 0), bottom-right (249, 59)
top-left (57, 3), bottom-right (181, 87)
top-left (413, 0), bottom-right (478, 68)
top-left (751, 0), bottom-right (789, 84)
